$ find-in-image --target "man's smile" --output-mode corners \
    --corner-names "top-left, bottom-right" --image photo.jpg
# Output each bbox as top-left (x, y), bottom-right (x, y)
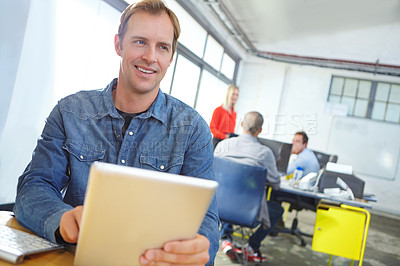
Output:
top-left (136, 66), bottom-right (155, 74)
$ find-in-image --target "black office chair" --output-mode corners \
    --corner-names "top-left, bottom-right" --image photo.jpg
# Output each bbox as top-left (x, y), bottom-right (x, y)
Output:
top-left (313, 151), bottom-right (338, 169)
top-left (0, 203), bottom-right (15, 211)
top-left (270, 190), bottom-right (318, 246)
top-left (214, 157), bottom-right (267, 263)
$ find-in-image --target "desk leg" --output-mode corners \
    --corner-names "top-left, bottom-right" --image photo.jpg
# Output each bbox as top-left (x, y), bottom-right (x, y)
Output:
top-left (328, 255), bottom-right (332, 266)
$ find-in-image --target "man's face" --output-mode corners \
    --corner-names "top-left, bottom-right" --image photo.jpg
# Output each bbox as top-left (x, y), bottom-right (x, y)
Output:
top-left (114, 11), bottom-right (174, 95)
top-left (292, 134), bottom-right (306, 154)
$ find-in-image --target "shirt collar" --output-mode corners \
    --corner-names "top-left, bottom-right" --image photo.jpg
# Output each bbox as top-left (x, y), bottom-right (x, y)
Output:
top-left (145, 88), bottom-right (167, 126)
top-left (238, 134), bottom-right (258, 142)
top-left (101, 78), bottom-right (120, 119)
top-left (103, 78), bottom-right (167, 125)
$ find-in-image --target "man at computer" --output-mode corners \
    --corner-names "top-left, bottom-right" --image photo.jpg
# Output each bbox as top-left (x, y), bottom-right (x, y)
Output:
top-left (287, 131), bottom-right (320, 176)
top-left (214, 111), bottom-right (283, 262)
top-left (13, 1), bottom-right (219, 265)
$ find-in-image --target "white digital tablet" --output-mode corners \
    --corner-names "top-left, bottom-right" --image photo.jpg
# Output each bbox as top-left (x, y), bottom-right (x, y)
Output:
top-left (74, 162), bottom-right (218, 266)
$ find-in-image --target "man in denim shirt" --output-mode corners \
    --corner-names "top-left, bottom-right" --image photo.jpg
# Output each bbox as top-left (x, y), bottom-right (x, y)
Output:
top-left (14, 0), bottom-right (219, 265)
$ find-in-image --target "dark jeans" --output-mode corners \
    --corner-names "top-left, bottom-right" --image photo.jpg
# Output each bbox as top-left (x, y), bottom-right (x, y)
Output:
top-left (220, 222), bottom-right (234, 242)
top-left (220, 200), bottom-right (284, 250)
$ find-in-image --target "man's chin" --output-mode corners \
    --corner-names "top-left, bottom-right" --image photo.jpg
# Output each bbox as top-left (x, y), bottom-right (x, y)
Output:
top-left (129, 81), bottom-right (160, 95)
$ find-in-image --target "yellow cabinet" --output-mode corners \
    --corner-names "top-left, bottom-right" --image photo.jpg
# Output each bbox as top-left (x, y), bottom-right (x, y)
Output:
top-left (312, 202), bottom-right (370, 265)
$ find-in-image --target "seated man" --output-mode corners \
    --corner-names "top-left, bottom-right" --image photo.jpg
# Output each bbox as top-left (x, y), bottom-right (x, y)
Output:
top-left (13, 1), bottom-right (219, 265)
top-left (214, 111), bottom-right (283, 263)
top-left (287, 131), bottom-right (320, 176)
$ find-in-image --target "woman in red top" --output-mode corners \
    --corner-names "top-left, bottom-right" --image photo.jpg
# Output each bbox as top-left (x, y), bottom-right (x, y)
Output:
top-left (210, 84), bottom-right (239, 149)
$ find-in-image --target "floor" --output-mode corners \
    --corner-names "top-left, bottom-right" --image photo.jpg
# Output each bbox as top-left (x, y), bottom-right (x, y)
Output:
top-left (214, 208), bottom-right (400, 266)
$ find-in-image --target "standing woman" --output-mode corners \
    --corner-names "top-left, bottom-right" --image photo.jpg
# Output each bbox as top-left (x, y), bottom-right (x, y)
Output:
top-left (210, 84), bottom-right (239, 149)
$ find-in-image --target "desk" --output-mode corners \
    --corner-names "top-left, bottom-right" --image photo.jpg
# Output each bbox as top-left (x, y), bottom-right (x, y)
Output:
top-left (0, 211), bottom-right (74, 265)
top-left (278, 181), bottom-right (372, 209)
top-left (269, 181), bottom-right (372, 246)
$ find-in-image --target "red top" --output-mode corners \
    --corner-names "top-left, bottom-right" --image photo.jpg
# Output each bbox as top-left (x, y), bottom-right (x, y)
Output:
top-left (210, 105), bottom-right (236, 139)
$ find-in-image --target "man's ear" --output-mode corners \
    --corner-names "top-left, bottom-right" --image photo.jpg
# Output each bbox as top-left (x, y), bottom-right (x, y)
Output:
top-left (168, 54), bottom-right (174, 66)
top-left (302, 142), bottom-right (308, 150)
top-left (114, 34), bottom-right (121, 56)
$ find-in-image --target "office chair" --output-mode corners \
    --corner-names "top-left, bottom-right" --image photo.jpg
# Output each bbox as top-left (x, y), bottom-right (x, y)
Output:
top-left (270, 190), bottom-right (318, 246)
top-left (214, 157), bottom-right (267, 263)
top-left (313, 151), bottom-right (338, 169)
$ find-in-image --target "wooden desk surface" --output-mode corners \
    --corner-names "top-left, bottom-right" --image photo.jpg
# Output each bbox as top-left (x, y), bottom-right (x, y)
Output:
top-left (0, 211), bottom-right (74, 265)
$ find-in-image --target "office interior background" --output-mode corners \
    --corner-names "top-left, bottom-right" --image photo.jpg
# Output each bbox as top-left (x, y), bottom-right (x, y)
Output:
top-left (1, 0), bottom-right (399, 216)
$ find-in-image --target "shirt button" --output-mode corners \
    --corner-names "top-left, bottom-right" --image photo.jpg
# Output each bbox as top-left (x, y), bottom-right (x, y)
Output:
top-left (129, 131), bottom-right (133, 136)
top-left (80, 155), bottom-right (84, 159)
top-left (160, 165), bottom-right (165, 170)
top-left (117, 134), bottom-right (121, 138)
top-left (121, 159), bottom-right (126, 164)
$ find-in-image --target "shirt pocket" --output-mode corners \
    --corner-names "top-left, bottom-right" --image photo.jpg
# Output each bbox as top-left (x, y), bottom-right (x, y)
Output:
top-left (140, 155), bottom-right (184, 174)
top-left (63, 139), bottom-right (106, 162)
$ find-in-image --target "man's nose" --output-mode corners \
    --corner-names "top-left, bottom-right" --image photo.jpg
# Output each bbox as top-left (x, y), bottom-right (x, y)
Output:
top-left (142, 46), bottom-right (157, 64)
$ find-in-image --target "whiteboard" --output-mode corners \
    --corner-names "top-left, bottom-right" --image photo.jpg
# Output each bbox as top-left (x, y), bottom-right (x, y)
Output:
top-left (327, 117), bottom-right (400, 180)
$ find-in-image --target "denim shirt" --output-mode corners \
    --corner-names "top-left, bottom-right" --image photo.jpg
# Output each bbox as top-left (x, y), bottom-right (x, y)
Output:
top-left (14, 79), bottom-right (219, 264)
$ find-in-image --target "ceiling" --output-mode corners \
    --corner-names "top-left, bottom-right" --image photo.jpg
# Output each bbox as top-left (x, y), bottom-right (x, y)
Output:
top-left (184, 0), bottom-right (400, 76)
top-left (213, 0), bottom-right (400, 50)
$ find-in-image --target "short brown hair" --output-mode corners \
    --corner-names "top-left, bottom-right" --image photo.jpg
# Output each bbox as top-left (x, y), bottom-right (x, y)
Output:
top-left (295, 131), bottom-right (309, 144)
top-left (118, 0), bottom-right (181, 56)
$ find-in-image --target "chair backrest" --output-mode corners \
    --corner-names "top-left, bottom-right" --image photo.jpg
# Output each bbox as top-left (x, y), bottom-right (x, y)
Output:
top-left (313, 151), bottom-right (339, 169)
top-left (214, 157), bottom-right (267, 228)
top-left (257, 137), bottom-right (286, 161)
top-left (257, 137), bottom-right (339, 172)
top-left (258, 137), bottom-right (292, 174)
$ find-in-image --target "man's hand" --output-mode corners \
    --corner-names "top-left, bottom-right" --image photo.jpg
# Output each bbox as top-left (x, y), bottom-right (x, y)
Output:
top-left (59, 206), bottom-right (83, 243)
top-left (139, 234), bottom-right (210, 265)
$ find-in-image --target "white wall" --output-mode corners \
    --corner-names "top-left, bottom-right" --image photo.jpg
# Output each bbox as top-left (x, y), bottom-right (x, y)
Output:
top-left (236, 56), bottom-right (400, 215)
top-left (0, 0), bottom-right (120, 205)
top-left (0, 0), bottom-right (56, 204)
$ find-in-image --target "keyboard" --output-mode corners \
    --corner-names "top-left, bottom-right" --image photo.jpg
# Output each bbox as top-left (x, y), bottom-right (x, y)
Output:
top-left (0, 225), bottom-right (64, 264)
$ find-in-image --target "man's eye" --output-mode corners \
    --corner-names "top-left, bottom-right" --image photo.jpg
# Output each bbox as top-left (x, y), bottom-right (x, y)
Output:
top-left (136, 40), bottom-right (145, 45)
top-left (160, 45), bottom-right (169, 51)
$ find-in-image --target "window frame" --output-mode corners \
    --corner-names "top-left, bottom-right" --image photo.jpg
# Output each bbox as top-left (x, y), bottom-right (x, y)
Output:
top-left (328, 75), bottom-right (400, 123)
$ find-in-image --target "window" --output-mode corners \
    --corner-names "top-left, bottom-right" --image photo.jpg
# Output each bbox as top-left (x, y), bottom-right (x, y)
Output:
top-left (221, 53), bottom-right (236, 80)
top-left (195, 70), bottom-right (228, 124)
top-left (166, 0), bottom-right (207, 58)
top-left (169, 55), bottom-right (200, 107)
top-left (160, 54), bottom-right (177, 93)
top-left (328, 76), bottom-right (400, 123)
top-left (203, 35), bottom-right (223, 70)
top-left (55, 0), bottom-right (120, 101)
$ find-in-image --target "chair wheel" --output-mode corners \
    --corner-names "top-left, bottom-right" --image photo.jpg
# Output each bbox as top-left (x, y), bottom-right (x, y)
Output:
top-left (301, 239), bottom-right (307, 246)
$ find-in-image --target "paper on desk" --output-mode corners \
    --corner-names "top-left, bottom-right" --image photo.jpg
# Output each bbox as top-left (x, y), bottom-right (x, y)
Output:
top-left (323, 188), bottom-right (354, 200)
top-left (326, 162), bottom-right (353, 175)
